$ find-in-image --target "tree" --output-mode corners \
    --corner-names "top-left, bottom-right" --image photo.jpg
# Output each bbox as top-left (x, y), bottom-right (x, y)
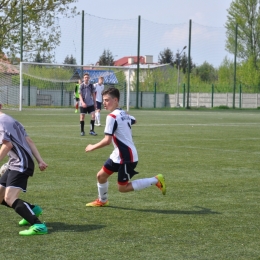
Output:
top-left (63, 55), bottom-right (77, 65)
top-left (33, 52), bottom-right (51, 63)
top-left (225, 0), bottom-right (260, 67)
top-left (193, 61), bottom-right (217, 83)
top-left (98, 49), bottom-right (114, 66)
top-left (0, 0), bottom-right (78, 62)
top-left (158, 48), bottom-right (174, 65)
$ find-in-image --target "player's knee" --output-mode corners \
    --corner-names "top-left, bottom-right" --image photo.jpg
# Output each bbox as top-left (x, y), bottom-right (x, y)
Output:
top-left (97, 172), bottom-right (108, 183)
top-left (4, 195), bottom-right (13, 207)
top-left (118, 185), bottom-right (128, 193)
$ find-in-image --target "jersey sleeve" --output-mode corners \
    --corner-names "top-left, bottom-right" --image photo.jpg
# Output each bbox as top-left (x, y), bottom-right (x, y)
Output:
top-left (104, 114), bottom-right (117, 135)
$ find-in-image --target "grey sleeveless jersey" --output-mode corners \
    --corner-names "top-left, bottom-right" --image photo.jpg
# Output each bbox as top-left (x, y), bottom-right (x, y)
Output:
top-left (0, 113), bottom-right (34, 175)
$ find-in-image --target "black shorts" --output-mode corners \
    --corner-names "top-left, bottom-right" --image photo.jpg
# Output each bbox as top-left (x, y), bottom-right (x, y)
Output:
top-left (103, 158), bottom-right (138, 185)
top-left (75, 97), bottom-right (79, 102)
top-left (0, 170), bottom-right (29, 192)
top-left (96, 101), bottom-right (102, 110)
top-left (80, 105), bottom-right (95, 114)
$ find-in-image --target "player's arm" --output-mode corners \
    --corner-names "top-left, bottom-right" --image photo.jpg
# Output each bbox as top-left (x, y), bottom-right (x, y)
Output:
top-left (85, 134), bottom-right (112, 152)
top-left (25, 136), bottom-right (48, 171)
top-left (0, 140), bottom-right (12, 161)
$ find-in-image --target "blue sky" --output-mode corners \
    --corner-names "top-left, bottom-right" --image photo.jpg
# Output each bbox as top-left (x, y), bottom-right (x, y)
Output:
top-left (56, 0), bottom-right (234, 67)
top-left (73, 0), bottom-right (232, 26)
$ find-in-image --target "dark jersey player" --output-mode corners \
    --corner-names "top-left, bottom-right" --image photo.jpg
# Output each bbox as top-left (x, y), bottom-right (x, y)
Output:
top-left (85, 87), bottom-right (166, 207)
top-left (0, 103), bottom-right (48, 235)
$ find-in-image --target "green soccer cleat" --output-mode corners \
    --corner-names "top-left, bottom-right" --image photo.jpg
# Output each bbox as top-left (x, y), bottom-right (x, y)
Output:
top-left (19, 205), bottom-right (43, 226)
top-left (86, 199), bottom-right (109, 207)
top-left (155, 174), bottom-right (166, 195)
top-left (19, 223), bottom-right (48, 236)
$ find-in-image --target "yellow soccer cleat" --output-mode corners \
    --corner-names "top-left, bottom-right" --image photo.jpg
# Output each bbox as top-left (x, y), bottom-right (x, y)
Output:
top-left (86, 199), bottom-right (109, 207)
top-left (155, 174), bottom-right (166, 195)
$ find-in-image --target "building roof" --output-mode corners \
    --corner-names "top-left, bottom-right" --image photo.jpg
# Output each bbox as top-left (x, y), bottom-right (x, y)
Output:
top-left (114, 56), bottom-right (146, 66)
top-left (0, 61), bottom-right (19, 75)
top-left (0, 53), bottom-right (19, 74)
top-left (73, 69), bottom-right (118, 84)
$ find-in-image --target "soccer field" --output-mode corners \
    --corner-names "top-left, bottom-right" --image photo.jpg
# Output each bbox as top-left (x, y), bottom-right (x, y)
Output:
top-left (1, 108), bottom-right (260, 260)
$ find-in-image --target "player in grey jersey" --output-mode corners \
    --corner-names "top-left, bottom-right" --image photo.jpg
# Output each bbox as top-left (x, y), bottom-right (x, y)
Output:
top-left (0, 103), bottom-right (48, 236)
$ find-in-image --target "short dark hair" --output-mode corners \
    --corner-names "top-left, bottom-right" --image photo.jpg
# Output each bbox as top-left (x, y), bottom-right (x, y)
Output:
top-left (102, 87), bottom-right (120, 101)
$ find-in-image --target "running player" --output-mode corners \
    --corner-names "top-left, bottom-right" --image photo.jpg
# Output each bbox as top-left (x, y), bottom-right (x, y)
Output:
top-left (0, 103), bottom-right (48, 235)
top-left (85, 87), bottom-right (166, 207)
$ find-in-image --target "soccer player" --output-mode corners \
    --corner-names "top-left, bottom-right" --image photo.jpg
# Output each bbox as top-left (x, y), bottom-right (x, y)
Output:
top-left (0, 103), bottom-right (48, 235)
top-left (74, 79), bottom-right (81, 113)
top-left (94, 76), bottom-right (104, 126)
top-left (85, 87), bottom-right (166, 207)
top-left (79, 73), bottom-right (97, 136)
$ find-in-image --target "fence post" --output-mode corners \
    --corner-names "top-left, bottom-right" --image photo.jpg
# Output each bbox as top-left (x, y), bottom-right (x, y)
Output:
top-left (28, 79), bottom-right (30, 106)
top-left (61, 82), bottom-right (64, 107)
top-left (124, 81), bottom-right (127, 107)
top-left (140, 91), bottom-right (143, 108)
top-left (239, 83), bottom-right (242, 108)
top-left (183, 83), bottom-right (186, 108)
top-left (233, 23), bottom-right (238, 109)
top-left (211, 84), bottom-right (214, 108)
top-left (154, 82), bottom-right (156, 108)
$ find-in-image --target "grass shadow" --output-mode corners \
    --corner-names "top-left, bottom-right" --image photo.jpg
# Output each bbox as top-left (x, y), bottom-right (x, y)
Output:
top-left (109, 206), bottom-right (221, 215)
top-left (46, 222), bottom-right (106, 233)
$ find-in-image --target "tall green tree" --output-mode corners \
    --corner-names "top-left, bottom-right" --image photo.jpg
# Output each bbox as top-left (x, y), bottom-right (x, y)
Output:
top-left (225, 0), bottom-right (260, 67)
top-left (158, 48), bottom-right (174, 65)
top-left (98, 49), bottom-right (114, 66)
top-left (63, 55), bottom-right (77, 64)
top-left (0, 0), bottom-right (78, 62)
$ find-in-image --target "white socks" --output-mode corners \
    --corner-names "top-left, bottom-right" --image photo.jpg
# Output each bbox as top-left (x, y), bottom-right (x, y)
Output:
top-left (98, 182), bottom-right (109, 202)
top-left (131, 177), bottom-right (158, 191)
top-left (95, 112), bottom-right (100, 123)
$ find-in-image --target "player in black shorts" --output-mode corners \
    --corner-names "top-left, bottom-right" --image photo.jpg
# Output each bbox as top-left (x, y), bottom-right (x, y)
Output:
top-left (79, 73), bottom-right (97, 136)
top-left (0, 103), bottom-right (48, 236)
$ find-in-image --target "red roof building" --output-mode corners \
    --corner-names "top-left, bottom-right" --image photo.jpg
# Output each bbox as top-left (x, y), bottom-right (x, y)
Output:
top-left (114, 55), bottom-right (155, 66)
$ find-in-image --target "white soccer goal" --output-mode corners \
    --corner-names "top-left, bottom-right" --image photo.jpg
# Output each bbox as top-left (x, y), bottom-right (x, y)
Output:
top-left (0, 62), bottom-right (134, 111)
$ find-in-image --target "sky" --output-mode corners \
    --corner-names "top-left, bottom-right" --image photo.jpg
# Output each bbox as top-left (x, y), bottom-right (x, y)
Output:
top-left (56, 0), bottom-right (234, 67)
top-left (73, 0), bottom-right (232, 27)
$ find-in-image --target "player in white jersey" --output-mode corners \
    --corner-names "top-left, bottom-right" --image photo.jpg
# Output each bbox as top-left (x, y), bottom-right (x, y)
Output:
top-left (85, 87), bottom-right (166, 207)
top-left (94, 76), bottom-right (104, 126)
top-left (0, 103), bottom-right (48, 235)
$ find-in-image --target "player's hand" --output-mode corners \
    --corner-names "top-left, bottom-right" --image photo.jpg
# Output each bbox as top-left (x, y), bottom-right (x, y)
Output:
top-left (82, 102), bottom-right (87, 108)
top-left (38, 161), bottom-right (48, 171)
top-left (85, 144), bottom-right (95, 152)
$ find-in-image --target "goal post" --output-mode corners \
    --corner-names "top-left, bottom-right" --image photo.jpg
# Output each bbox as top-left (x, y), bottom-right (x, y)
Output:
top-left (16, 62), bottom-right (133, 111)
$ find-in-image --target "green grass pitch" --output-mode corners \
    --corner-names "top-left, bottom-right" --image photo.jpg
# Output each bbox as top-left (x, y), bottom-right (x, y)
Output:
top-left (0, 108), bottom-right (259, 260)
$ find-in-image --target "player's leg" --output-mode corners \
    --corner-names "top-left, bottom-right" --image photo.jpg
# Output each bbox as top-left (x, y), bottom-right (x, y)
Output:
top-left (118, 163), bottom-right (166, 195)
top-left (89, 106), bottom-right (97, 136)
top-left (86, 159), bottom-right (116, 207)
top-left (4, 171), bottom-right (47, 235)
top-left (95, 102), bottom-right (101, 126)
top-left (80, 107), bottom-right (86, 136)
top-left (75, 98), bottom-right (79, 113)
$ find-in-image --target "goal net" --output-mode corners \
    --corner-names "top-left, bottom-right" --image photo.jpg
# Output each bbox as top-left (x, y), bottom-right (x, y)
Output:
top-left (1, 62), bottom-right (134, 111)
top-left (0, 62), bottom-right (20, 110)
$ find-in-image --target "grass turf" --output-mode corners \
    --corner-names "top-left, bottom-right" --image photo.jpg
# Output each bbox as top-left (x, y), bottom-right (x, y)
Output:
top-left (0, 108), bottom-right (259, 260)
